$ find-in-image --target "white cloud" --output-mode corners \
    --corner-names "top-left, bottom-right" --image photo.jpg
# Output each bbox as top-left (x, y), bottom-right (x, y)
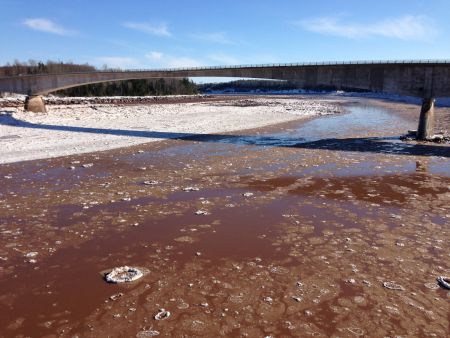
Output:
top-left (207, 52), bottom-right (240, 65)
top-left (122, 22), bottom-right (171, 37)
top-left (95, 57), bottom-right (141, 69)
top-left (189, 32), bottom-right (233, 44)
top-left (295, 15), bottom-right (437, 40)
top-left (96, 51), bottom-right (251, 70)
top-left (23, 18), bottom-right (76, 36)
top-left (166, 57), bottom-right (203, 68)
top-left (146, 51), bottom-right (164, 61)
top-left (145, 52), bottom-right (203, 68)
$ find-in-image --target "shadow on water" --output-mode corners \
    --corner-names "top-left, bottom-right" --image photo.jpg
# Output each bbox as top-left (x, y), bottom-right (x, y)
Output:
top-left (1, 104), bottom-right (449, 157)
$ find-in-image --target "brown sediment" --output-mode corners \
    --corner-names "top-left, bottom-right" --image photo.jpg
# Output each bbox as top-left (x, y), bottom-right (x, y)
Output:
top-left (0, 96), bottom-right (449, 337)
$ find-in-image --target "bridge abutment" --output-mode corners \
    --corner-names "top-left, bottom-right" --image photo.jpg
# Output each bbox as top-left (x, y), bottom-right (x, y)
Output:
top-left (417, 98), bottom-right (434, 140)
top-left (24, 95), bottom-right (47, 113)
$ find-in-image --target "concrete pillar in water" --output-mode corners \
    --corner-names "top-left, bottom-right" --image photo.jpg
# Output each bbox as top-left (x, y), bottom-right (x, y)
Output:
top-left (24, 95), bottom-right (47, 113)
top-left (417, 97), bottom-right (434, 140)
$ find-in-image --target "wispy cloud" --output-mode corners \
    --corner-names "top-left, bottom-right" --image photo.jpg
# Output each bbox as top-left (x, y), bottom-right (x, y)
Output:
top-left (96, 50), bottom-right (257, 70)
top-left (189, 32), bottom-right (233, 44)
top-left (23, 18), bottom-right (76, 36)
top-left (207, 52), bottom-right (240, 65)
top-left (166, 56), bottom-right (202, 68)
top-left (146, 51), bottom-right (164, 61)
top-left (122, 22), bottom-right (171, 37)
top-left (294, 15), bottom-right (437, 40)
top-left (95, 56), bottom-right (141, 69)
top-left (145, 51), bottom-right (203, 68)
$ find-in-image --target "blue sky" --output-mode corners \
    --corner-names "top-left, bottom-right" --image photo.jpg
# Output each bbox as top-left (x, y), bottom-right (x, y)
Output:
top-left (1, 0), bottom-right (450, 70)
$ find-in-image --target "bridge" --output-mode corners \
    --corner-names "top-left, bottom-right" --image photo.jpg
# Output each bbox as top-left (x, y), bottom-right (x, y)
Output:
top-left (1, 60), bottom-right (450, 139)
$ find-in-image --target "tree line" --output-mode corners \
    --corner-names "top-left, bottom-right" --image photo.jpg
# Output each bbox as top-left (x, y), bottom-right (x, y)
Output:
top-left (197, 79), bottom-right (301, 93)
top-left (56, 78), bottom-right (198, 97)
top-left (0, 60), bottom-right (95, 76)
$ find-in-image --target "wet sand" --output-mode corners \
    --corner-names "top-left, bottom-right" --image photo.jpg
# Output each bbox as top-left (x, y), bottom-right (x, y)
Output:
top-left (0, 96), bottom-right (449, 337)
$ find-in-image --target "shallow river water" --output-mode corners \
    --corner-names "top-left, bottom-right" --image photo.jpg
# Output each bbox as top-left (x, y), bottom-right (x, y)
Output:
top-left (0, 97), bottom-right (449, 337)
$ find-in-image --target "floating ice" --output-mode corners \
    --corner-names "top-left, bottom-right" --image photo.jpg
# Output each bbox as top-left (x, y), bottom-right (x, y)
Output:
top-left (424, 282), bottom-right (440, 290)
top-left (194, 210), bottom-right (209, 215)
top-left (136, 329), bottom-right (160, 337)
top-left (154, 308), bottom-right (170, 320)
top-left (25, 252), bottom-right (38, 258)
top-left (382, 281), bottom-right (405, 291)
top-left (436, 276), bottom-right (450, 290)
top-left (105, 266), bottom-right (144, 283)
top-left (143, 180), bottom-right (159, 185)
top-left (183, 186), bottom-right (199, 192)
top-left (110, 292), bottom-right (124, 301)
top-left (292, 296), bottom-right (302, 302)
top-left (362, 280), bottom-right (371, 286)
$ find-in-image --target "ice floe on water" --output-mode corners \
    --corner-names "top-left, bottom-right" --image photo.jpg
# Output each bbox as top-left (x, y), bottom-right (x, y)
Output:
top-left (136, 329), bottom-right (160, 337)
top-left (154, 309), bottom-right (171, 320)
top-left (105, 266), bottom-right (144, 283)
top-left (382, 281), bottom-right (405, 291)
top-left (437, 276), bottom-right (450, 290)
top-left (183, 186), bottom-right (199, 192)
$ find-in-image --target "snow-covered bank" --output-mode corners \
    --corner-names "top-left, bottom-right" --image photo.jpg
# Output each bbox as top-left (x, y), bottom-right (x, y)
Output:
top-left (2, 91), bottom-right (449, 107)
top-left (204, 89), bottom-right (450, 107)
top-left (334, 91), bottom-right (450, 107)
top-left (0, 97), bottom-right (341, 164)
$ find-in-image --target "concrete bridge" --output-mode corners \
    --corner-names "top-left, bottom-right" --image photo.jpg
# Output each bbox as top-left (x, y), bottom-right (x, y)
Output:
top-left (1, 60), bottom-right (450, 139)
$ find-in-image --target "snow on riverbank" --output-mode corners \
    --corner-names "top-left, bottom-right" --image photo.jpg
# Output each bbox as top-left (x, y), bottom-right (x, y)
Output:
top-left (0, 97), bottom-right (341, 164)
top-left (204, 89), bottom-right (450, 107)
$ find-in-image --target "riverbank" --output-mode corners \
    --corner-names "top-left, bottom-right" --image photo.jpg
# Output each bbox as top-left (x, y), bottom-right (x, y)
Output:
top-left (0, 96), bottom-right (341, 164)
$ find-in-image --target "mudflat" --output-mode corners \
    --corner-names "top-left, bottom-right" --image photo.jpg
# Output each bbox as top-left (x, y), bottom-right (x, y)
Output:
top-left (0, 95), bottom-right (449, 337)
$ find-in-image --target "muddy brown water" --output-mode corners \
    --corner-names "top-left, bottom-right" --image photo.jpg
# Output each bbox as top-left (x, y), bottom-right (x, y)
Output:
top-left (0, 96), bottom-right (449, 337)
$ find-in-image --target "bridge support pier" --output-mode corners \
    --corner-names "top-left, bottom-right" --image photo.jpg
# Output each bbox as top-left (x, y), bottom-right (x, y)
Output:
top-left (417, 98), bottom-right (435, 140)
top-left (24, 95), bottom-right (47, 113)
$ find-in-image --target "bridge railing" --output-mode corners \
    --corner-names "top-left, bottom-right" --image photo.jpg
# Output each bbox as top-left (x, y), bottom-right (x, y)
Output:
top-left (89, 59), bottom-right (450, 73)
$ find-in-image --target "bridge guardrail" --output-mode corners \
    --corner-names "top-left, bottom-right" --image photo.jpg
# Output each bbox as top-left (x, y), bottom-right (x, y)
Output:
top-left (87, 59), bottom-right (450, 72)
